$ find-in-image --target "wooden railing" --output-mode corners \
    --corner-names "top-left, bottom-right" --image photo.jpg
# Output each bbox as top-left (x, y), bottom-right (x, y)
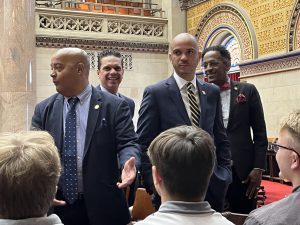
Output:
top-left (35, 0), bottom-right (165, 18)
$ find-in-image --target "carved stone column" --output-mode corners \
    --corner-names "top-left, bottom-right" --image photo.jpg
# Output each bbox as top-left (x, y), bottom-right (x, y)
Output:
top-left (0, 0), bottom-right (36, 132)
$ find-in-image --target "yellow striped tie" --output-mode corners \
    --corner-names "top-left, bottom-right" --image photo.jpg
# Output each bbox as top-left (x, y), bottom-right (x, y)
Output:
top-left (187, 82), bottom-right (200, 127)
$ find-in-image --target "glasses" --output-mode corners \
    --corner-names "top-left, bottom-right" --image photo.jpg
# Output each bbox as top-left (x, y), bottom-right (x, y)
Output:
top-left (201, 61), bottom-right (221, 69)
top-left (271, 143), bottom-right (300, 157)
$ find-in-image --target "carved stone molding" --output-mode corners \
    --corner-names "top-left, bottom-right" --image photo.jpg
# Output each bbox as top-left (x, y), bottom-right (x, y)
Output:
top-left (288, 0), bottom-right (300, 51)
top-left (179, 0), bottom-right (208, 10)
top-left (239, 51), bottom-right (300, 77)
top-left (36, 36), bottom-right (169, 53)
top-left (194, 4), bottom-right (256, 60)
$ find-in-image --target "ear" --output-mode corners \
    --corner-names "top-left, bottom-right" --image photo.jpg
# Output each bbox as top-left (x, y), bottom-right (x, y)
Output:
top-left (291, 153), bottom-right (300, 170)
top-left (76, 63), bottom-right (84, 74)
top-left (152, 166), bottom-right (162, 196)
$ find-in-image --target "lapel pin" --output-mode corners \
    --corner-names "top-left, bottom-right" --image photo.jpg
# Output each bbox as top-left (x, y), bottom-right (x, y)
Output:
top-left (202, 90), bottom-right (206, 95)
top-left (234, 86), bottom-right (238, 91)
top-left (94, 104), bottom-right (100, 109)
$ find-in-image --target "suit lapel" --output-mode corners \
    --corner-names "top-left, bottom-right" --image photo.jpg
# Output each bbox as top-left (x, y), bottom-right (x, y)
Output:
top-left (53, 95), bottom-right (64, 153)
top-left (167, 76), bottom-right (190, 124)
top-left (84, 87), bottom-right (101, 158)
top-left (228, 80), bottom-right (239, 129)
top-left (196, 79), bottom-right (206, 128)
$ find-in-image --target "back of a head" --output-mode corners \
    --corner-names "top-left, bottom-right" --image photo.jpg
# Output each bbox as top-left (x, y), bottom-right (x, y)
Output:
top-left (279, 109), bottom-right (300, 152)
top-left (148, 125), bottom-right (216, 201)
top-left (0, 131), bottom-right (61, 219)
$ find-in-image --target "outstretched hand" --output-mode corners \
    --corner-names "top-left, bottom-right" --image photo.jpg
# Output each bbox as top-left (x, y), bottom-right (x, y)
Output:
top-left (117, 157), bottom-right (136, 189)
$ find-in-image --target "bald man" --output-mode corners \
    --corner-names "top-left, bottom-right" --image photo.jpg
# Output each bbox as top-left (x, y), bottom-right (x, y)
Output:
top-left (31, 48), bottom-right (140, 225)
top-left (137, 33), bottom-right (232, 212)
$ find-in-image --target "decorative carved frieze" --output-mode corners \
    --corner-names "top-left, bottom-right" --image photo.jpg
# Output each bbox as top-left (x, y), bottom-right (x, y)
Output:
top-left (194, 4), bottom-right (255, 60)
top-left (239, 52), bottom-right (300, 76)
top-left (289, 0), bottom-right (300, 51)
top-left (179, 0), bottom-right (208, 10)
top-left (39, 14), bottom-right (103, 32)
top-left (36, 36), bottom-right (169, 53)
top-left (35, 8), bottom-right (168, 53)
top-left (107, 20), bottom-right (164, 37)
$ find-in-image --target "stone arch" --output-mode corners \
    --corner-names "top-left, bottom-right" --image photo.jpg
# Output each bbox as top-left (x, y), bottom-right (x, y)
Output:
top-left (194, 3), bottom-right (257, 61)
top-left (288, 0), bottom-right (300, 52)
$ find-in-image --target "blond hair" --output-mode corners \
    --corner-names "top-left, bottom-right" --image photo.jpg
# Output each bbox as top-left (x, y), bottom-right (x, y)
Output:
top-left (279, 110), bottom-right (300, 152)
top-left (0, 131), bottom-right (61, 219)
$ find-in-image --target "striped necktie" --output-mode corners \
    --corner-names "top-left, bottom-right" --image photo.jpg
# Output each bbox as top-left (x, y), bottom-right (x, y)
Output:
top-left (62, 97), bottom-right (79, 204)
top-left (187, 82), bottom-right (200, 127)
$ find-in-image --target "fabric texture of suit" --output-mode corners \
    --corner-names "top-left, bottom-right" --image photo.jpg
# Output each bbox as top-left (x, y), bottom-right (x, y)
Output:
top-left (225, 80), bottom-right (267, 213)
top-left (96, 85), bottom-right (135, 118)
top-left (137, 75), bottom-right (232, 212)
top-left (31, 86), bottom-right (141, 225)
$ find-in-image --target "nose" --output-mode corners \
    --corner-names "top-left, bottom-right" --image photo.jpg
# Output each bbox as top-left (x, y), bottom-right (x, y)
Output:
top-left (180, 53), bottom-right (188, 61)
top-left (50, 70), bottom-right (56, 77)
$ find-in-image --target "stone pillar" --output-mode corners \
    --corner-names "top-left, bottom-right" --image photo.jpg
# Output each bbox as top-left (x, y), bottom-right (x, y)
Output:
top-left (0, 0), bottom-right (36, 132)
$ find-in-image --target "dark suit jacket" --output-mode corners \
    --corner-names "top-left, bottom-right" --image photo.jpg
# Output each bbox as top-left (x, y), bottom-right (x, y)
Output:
top-left (96, 85), bottom-right (135, 118)
top-left (226, 80), bottom-right (267, 180)
top-left (31, 86), bottom-right (141, 225)
top-left (137, 75), bottom-right (232, 211)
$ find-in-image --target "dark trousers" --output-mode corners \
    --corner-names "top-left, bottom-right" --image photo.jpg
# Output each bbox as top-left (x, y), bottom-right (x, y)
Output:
top-left (53, 191), bottom-right (90, 225)
top-left (226, 168), bottom-right (256, 214)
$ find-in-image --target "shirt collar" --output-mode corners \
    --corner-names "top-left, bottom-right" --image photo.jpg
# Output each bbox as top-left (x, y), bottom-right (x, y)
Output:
top-left (100, 85), bottom-right (120, 97)
top-left (173, 71), bottom-right (197, 90)
top-left (64, 84), bottom-right (92, 104)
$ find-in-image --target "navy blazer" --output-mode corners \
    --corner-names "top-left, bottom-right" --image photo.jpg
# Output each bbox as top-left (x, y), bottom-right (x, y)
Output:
top-left (227, 80), bottom-right (267, 180)
top-left (96, 85), bottom-right (135, 118)
top-left (137, 75), bottom-right (232, 212)
top-left (31, 86), bottom-right (140, 225)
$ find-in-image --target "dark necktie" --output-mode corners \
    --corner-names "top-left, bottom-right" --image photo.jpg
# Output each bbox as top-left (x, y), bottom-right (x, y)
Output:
top-left (187, 82), bottom-right (200, 127)
top-left (62, 97), bottom-right (79, 204)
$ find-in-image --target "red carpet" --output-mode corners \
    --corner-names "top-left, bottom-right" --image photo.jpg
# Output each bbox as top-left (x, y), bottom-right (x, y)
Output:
top-left (261, 180), bottom-right (293, 205)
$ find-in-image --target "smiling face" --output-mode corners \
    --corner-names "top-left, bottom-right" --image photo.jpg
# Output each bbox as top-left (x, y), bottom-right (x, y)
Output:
top-left (202, 50), bottom-right (230, 86)
top-left (169, 33), bottom-right (200, 81)
top-left (97, 55), bottom-right (124, 94)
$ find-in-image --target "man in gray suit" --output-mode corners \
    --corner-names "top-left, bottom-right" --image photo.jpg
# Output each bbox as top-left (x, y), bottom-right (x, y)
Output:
top-left (137, 33), bottom-right (232, 212)
top-left (31, 47), bottom-right (140, 225)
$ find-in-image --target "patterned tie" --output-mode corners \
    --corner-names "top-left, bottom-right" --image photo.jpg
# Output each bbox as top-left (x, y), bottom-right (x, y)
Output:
top-left (187, 82), bottom-right (200, 127)
top-left (62, 97), bottom-right (79, 204)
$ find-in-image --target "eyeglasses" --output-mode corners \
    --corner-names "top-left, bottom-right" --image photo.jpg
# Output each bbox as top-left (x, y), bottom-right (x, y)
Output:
top-left (201, 61), bottom-right (221, 69)
top-left (270, 143), bottom-right (300, 157)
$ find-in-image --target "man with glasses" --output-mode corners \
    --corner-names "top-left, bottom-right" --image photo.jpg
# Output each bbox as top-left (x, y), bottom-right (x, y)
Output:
top-left (244, 110), bottom-right (300, 225)
top-left (202, 45), bottom-right (268, 213)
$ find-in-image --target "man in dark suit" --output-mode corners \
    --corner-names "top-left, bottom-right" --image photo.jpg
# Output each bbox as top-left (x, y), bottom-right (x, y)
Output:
top-left (96, 49), bottom-right (137, 206)
top-left (202, 45), bottom-right (268, 213)
top-left (96, 49), bottom-right (135, 118)
top-left (137, 33), bottom-right (232, 212)
top-left (31, 47), bottom-right (140, 225)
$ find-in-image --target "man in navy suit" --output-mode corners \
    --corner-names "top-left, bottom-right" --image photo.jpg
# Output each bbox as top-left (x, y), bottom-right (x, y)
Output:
top-left (96, 49), bottom-right (135, 118)
top-left (137, 33), bottom-right (232, 212)
top-left (31, 48), bottom-right (140, 225)
top-left (202, 45), bottom-right (267, 213)
top-left (96, 49), bottom-right (137, 206)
